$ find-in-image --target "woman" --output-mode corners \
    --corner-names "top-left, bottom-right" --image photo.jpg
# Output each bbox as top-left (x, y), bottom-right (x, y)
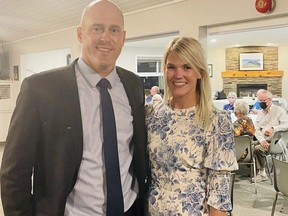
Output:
top-left (223, 91), bottom-right (237, 111)
top-left (234, 100), bottom-right (255, 137)
top-left (146, 37), bottom-right (238, 215)
top-left (233, 100), bottom-right (255, 162)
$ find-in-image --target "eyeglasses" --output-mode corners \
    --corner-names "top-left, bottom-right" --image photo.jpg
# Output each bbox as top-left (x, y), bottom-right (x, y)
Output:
top-left (259, 98), bottom-right (270, 103)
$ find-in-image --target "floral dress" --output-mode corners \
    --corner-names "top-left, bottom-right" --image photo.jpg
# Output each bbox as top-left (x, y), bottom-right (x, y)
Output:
top-left (146, 102), bottom-right (238, 216)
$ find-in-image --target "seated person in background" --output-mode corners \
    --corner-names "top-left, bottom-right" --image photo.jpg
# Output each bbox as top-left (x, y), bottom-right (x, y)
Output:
top-left (233, 100), bottom-right (255, 162)
top-left (234, 100), bottom-right (255, 137)
top-left (251, 89), bottom-right (265, 114)
top-left (215, 89), bottom-right (227, 100)
top-left (223, 91), bottom-right (237, 111)
top-left (253, 90), bottom-right (288, 182)
top-left (144, 89), bottom-right (151, 105)
top-left (152, 93), bottom-right (162, 103)
top-left (146, 85), bottom-right (160, 104)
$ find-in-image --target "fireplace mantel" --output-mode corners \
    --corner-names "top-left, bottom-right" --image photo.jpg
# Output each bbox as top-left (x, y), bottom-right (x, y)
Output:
top-left (221, 70), bottom-right (283, 78)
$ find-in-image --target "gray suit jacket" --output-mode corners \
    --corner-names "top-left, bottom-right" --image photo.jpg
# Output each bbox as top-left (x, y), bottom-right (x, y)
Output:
top-left (0, 59), bottom-right (148, 216)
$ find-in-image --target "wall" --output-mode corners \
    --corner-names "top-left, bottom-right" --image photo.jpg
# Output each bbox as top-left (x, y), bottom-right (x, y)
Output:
top-left (0, 48), bottom-right (71, 141)
top-left (0, 80), bottom-right (18, 141)
top-left (225, 46), bottom-right (278, 70)
top-left (207, 48), bottom-right (226, 91)
top-left (278, 46), bottom-right (288, 100)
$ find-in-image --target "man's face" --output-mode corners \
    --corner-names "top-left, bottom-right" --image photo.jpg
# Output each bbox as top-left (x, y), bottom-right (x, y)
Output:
top-left (257, 92), bottom-right (272, 110)
top-left (77, 2), bottom-right (126, 75)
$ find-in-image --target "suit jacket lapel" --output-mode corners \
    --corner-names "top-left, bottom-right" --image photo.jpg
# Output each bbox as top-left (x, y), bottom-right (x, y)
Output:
top-left (59, 60), bottom-right (83, 170)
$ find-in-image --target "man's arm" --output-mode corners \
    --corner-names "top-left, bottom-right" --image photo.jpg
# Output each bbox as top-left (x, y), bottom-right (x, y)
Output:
top-left (254, 112), bottom-right (266, 143)
top-left (273, 108), bottom-right (288, 132)
top-left (1, 78), bottom-right (39, 216)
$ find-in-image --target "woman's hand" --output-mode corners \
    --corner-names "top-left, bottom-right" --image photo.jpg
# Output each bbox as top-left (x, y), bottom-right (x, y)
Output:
top-left (209, 206), bottom-right (226, 216)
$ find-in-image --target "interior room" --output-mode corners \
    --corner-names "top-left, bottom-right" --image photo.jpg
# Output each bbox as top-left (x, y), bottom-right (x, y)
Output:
top-left (1, 0), bottom-right (288, 215)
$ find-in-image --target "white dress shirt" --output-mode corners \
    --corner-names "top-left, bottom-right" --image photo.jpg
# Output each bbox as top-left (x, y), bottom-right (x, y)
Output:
top-left (64, 58), bottom-right (138, 215)
top-left (255, 104), bottom-right (288, 143)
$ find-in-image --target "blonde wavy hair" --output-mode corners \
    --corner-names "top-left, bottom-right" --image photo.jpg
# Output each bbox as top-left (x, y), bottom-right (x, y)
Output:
top-left (162, 37), bottom-right (213, 127)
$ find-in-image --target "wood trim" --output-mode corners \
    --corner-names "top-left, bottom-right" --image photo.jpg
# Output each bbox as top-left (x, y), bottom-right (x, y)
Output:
top-left (221, 70), bottom-right (283, 78)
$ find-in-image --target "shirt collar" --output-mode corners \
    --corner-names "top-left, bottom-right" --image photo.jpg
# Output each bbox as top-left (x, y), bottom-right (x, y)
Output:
top-left (77, 57), bottom-right (118, 88)
top-left (263, 103), bottom-right (274, 113)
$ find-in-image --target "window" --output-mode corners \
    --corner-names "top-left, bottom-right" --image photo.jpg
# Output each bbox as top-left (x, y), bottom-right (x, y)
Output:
top-left (136, 55), bottom-right (163, 90)
top-left (136, 56), bottom-right (162, 74)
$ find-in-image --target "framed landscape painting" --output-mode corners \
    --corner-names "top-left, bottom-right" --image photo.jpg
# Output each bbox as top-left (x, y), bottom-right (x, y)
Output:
top-left (239, 53), bottom-right (264, 70)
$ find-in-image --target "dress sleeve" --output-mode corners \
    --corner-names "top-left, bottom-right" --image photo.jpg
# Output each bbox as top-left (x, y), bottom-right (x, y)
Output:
top-left (204, 111), bottom-right (238, 211)
top-left (204, 111), bottom-right (238, 171)
top-left (206, 171), bottom-right (232, 212)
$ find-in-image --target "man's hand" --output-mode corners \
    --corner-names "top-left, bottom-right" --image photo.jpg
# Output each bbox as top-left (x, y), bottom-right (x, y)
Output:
top-left (260, 140), bottom-right (270, 149)
top-left (252, 109), bottom-right (259, 114)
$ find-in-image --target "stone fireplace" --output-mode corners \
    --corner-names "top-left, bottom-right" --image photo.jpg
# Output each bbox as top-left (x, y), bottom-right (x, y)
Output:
top-left (223, 46), bottom-right (283, 98)
top-left (236, 83), bottom-right (267, 98)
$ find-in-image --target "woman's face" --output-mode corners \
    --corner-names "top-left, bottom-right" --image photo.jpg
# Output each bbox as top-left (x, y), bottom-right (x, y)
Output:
top-left (165, 53), bottom-right (201, 103)
top-left (228, 96), bottom-right (236, 104)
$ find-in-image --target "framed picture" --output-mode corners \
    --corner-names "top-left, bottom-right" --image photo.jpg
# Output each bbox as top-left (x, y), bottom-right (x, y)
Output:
top-left (239, 53), bottom-right (264, 70)
top-left (208, 64), bottom-right (213, 77)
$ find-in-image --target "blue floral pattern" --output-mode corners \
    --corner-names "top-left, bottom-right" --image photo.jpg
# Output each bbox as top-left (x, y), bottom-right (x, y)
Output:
top-left (146, 102), bottom-right (238, 215)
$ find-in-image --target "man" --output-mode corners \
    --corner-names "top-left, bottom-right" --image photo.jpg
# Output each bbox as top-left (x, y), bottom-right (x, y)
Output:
top-left (251, 89), bottom-right (265, 114)
top-left (253, 90), bottom-right (288, 182)
top-left (0, 1), bottom-right (148, 215)
top-left (145, 85), bottom-right (159, 104)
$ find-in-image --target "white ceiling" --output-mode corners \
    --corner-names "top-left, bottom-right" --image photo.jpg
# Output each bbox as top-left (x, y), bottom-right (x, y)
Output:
top-left (124, 26), bottom-right (288, 49)
top-left (0, 0), bottom-right (186, 43)
top-left (207, 26), bottom-right (288, 49)
top-left (1, 0), bottom-right (288, 50)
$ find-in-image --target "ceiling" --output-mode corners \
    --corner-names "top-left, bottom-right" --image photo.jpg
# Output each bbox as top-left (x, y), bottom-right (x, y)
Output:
top-left (124, 25), bottom-right (288, 49)
top-left (0, 0), bottom-right (186, 43)
top-left (1, 0), bottom-right (288, 49)
top-left (207, 26), bottom-right (288, 49)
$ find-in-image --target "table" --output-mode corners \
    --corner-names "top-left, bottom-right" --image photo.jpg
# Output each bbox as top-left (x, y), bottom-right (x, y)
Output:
top-left (213, 98), bottom-right (287, 111)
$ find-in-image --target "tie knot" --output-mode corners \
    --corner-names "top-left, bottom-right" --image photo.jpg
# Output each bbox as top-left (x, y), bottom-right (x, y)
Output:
top-left (97, 78), bottom-right (112, 90)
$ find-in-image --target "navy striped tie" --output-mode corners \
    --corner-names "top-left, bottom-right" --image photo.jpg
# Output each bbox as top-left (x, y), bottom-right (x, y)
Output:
top-left (97, 78), bottom-right (124, 215)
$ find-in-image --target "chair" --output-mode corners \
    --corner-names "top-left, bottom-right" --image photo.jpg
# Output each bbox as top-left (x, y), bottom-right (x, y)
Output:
top-left (269, 131), bottom-right (288, 160)
top-left (271, 158), bottom-right (288, 216)
top-left (265, 130), bottom-right (288, 184)
top-left (234, 135), bottom-right (257, 194)
top-left (227, 172), bottom-right (236, 216)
